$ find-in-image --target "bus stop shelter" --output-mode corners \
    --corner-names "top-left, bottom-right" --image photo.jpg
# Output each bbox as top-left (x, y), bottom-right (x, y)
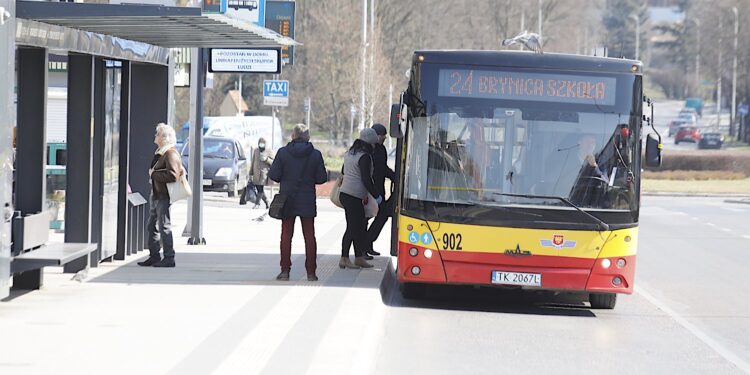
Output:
top-left (0, 0), bottom-right (294, 299)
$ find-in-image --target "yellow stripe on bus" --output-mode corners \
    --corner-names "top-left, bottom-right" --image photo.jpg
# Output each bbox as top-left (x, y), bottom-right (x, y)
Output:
top-left (398, 215), bottom-right (637, 259)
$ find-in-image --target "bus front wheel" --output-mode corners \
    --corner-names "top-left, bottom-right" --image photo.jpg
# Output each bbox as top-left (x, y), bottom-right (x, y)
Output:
top-left (400, 283), bottom-right (426, 300)
top-left (589, 293), bottom-right (617, 309)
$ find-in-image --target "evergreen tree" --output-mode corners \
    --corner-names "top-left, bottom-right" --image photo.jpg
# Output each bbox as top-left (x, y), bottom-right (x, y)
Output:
top-left (602, 0), bottom-right (649, 60)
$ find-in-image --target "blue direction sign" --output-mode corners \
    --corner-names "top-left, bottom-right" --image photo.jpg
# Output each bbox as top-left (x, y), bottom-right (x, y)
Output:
top-left (263, 80), bottom-right (289, 107)
top-left (738, 104), bottom-right (749, 116)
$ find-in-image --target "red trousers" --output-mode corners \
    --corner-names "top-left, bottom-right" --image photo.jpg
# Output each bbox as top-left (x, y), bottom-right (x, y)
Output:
top-left (280, 217), bottom-right (317, 275)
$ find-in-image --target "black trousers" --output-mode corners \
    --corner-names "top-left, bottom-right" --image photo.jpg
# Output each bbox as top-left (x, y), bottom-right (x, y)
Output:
top-left (340, 192), bottom-right (370, 258)
top-left (147, 195), bottom-right (174, 259)
top-left (367, 195), bottom-right (393, 244)
top-left (254, 184), bottom-right (269, 206)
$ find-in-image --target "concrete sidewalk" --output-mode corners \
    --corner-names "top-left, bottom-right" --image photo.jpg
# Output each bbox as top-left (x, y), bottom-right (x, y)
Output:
top-left (0, 199), bottom-right (392, 375)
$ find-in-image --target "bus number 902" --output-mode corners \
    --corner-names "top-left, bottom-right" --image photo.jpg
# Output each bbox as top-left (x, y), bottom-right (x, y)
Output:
top-left (442, 233), bottom-right (463, 250)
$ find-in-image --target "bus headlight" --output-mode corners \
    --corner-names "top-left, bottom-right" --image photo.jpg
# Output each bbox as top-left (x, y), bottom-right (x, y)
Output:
top-left (616, 258), bottom-right (627, 268)
top-left (423, 249), bottom-right (433, 259)
top-left (409, 248), bottom-right (418, 257)
top-left (411, 266), bottom-right (421, 275)
top-left (601, 259), bottom-right (611, 268)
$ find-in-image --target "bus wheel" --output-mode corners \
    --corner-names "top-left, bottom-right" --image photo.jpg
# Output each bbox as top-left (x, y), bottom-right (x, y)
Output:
top-left (400, 283), bottom-right (426, 300)
top-left (589, 293), bottom-right (617, 309)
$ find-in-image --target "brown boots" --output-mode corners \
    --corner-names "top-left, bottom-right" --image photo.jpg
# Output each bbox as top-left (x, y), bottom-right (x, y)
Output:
top-left (339, 256), bottom-right (374, 269)
top-left (339, 257), bottom-right (360, 269)
top-left (354, 257), bottom-right (374, 268)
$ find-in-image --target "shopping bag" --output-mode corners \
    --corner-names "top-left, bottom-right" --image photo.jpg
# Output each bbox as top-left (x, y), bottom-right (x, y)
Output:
top-left (167, 173), bottom-right (192, 204)
top-left (364, 194), bottom-right (379, 218)
top-left (329, 175), bottom-right (344, 208)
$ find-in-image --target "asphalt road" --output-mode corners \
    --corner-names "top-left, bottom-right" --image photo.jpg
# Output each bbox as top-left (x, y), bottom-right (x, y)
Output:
top-left (374, 196), bottom-right (750, 374)
top-left (649, 99), bottom-right (730, 151)
top-left (3, 195), bottom-right (749, 374)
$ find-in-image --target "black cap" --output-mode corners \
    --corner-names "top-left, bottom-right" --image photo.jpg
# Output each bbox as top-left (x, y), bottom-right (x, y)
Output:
top-left (372, 123), bottom-right (387, 136)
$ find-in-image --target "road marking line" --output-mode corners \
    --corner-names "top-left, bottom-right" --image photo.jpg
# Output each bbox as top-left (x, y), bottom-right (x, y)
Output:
top-left (213, 286), bottom-right (322, 374)
top-left (691, 217), bottom-right (699, 221)
top-left (722, 207), bottom-right (747, 213)
top-left (720, 228), bottom-right (732, 233)
top-left (741, 235), bottom-right (750, 240)
top-left (706, 222), bottom-right (716, 227)
top-left (636, 286), bottom-right (750, 373)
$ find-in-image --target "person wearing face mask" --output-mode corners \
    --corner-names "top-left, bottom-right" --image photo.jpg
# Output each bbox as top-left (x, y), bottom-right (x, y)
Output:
top-left (248, 137), bottom-right (274, 209)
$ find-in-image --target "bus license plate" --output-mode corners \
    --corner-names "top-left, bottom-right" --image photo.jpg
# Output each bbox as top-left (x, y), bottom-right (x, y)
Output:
top-left (491, 271), bottom-right (542, 287)
top-left (202, 179), bottom-right (212, 186)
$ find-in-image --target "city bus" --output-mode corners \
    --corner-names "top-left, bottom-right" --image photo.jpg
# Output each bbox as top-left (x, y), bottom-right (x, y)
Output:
top-left (388, 50), bottom-right (662, 309)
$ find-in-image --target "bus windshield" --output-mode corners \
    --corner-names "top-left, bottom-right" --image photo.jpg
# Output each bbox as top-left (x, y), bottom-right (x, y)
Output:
top-left (402, 70), bottom-right (641, 227)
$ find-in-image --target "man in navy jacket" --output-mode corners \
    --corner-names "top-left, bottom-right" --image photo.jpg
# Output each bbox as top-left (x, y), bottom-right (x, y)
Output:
top-left (268, 124), bottom-right (328, 281)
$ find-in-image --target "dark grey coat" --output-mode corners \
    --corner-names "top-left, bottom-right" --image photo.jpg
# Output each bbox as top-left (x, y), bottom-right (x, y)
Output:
top-left (268, 140), bottom-right (328, 218)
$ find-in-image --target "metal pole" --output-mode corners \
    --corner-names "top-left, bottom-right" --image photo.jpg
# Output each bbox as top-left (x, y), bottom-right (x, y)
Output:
top-left (305, 97), bottom-right (311, 127)
top-left (388, 83), bottom-right (393, 149)
top-left (272, 73), bottom-right (278, 150)
top-left (631, 14), bottom-right (639, 61)
top-left (369, 0), bottom-right (375, 128)
top-left (238, 73), bottom-right (242, 116)
top-left (537, 0), bottom-right (542, 40)
top-left (520, 5), bottom-right (525, 51)
top-left (0, 0), bottom-right (15, 299)
top-left (188, 48), bottom-right (205, 245)
top-left (717, 15), bottom-right (723, 128)
top-left (350, 105), bottom-right (355, 144)
top-left (360, 0), bottom-right (367, 131)
top-left (731, 6), bottom-right (738, 137)
top-left (695, 18), bottom-right (700, 96)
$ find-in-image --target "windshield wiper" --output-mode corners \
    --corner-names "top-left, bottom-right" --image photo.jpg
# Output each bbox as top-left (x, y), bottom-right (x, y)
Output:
top-left (490, 192), bottom-right (610, 231)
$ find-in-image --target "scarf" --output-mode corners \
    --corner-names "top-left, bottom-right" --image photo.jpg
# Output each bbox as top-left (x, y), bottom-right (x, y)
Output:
top-left (155, 144), bottom-right (175, 155)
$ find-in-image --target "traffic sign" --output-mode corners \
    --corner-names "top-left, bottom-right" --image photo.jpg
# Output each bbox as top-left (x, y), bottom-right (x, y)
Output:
top-left (738, 104), bottom-right (749, 116)
top-left (208, 48), bottom-right (281, 73)
top-left (263, 79), bottom-right (289, 107)
top-left (303, 97), bottom-right (310, 113)
top-left (225, 0), bottom-right (266, 26)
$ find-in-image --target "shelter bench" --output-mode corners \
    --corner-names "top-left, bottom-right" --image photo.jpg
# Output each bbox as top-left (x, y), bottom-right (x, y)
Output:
top-left (10, 211), bottom-right (96, 290)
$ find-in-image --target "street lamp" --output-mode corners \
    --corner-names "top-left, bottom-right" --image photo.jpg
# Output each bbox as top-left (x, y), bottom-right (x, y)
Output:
top-left (630, 14), bottom-right (640, 61)
top-left (731, 6), bottom-right (739, 136)
top-left (690, 18), bottom-right (701, 95)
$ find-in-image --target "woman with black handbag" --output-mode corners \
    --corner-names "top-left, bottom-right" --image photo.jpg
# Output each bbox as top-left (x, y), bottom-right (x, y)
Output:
top-left (267, 124), bottom-right (328, 281)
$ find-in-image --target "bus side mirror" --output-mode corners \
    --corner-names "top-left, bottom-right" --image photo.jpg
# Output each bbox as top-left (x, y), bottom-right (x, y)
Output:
top-left (645, 134), bottom-right (662, 167)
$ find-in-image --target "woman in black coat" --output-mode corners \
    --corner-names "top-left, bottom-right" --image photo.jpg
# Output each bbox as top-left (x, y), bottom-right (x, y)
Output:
top-left (268, 124), bottom-right (328, 282)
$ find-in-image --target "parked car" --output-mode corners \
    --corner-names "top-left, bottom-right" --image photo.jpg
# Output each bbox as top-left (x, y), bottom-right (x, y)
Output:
top-left (679, 107), bottom-right (698, 117)
top-left (698, 132), bottom-right (724, 149)
top-left (677, 112), bottom-right (698, 124)
top-left (668, 119), bottom-right (689, 137)
top-left (181, 136), bottom-right (250, 197)
top-left (674, 126), bottom-right (701, 144)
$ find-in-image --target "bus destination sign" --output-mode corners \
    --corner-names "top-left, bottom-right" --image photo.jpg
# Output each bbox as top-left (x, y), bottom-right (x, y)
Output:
top-left (438, 69), bottom-right (616, 106)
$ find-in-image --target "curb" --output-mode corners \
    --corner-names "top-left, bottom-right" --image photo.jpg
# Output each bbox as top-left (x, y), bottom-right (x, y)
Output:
top-left (643, 192), bottom-right (750, 198)
top-left (725, 199), bottom-right (750, 205)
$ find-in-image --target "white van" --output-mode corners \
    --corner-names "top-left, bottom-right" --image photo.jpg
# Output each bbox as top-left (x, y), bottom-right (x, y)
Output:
top-left (204, 116), bottom-right (284, 153)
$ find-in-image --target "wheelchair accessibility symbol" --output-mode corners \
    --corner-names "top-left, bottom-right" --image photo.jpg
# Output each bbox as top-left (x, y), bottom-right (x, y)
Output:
top-left (408, 231), bottom-right (419, 244)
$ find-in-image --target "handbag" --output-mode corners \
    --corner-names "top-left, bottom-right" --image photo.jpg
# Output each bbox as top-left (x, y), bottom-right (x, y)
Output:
top-left (167, 170), bottom-right (192, 204)
top-left (269, 154), bottom-right (312, 220)
top-left (364, 193), bottom-right (379, 218)
top-left (329, 175), bottom-right (344, 208)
